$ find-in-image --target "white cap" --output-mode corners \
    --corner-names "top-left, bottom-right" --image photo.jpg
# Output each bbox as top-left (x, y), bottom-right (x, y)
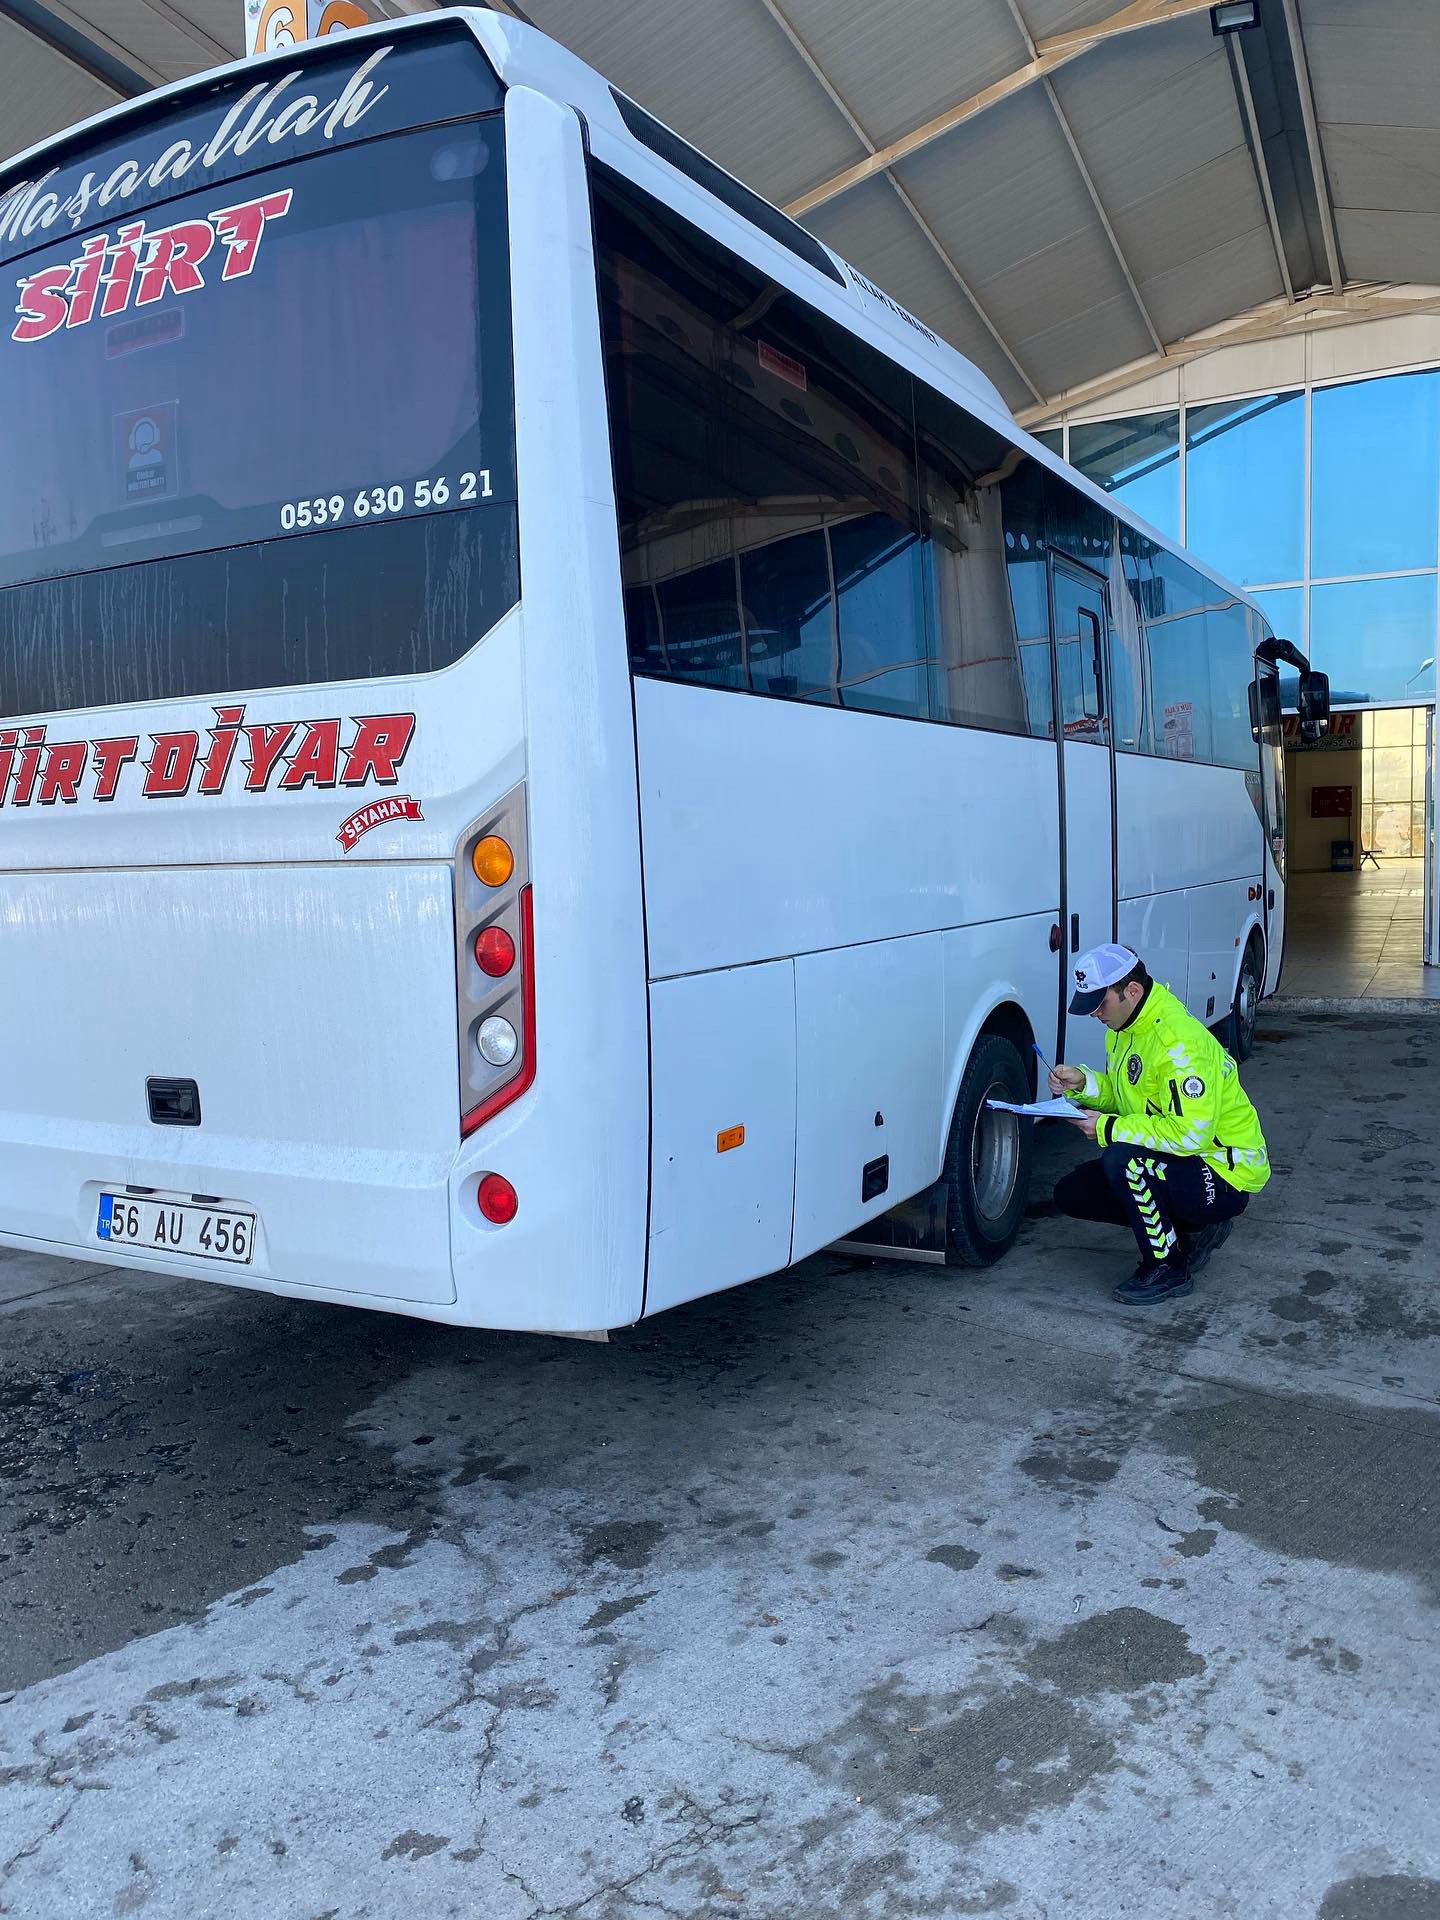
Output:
top-left (1069, 943), bottom-right (1140, 1014)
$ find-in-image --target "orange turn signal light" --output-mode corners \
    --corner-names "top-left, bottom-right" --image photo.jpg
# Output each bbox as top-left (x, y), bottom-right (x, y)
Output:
top-left (471, 835), bottom-right (514, 887)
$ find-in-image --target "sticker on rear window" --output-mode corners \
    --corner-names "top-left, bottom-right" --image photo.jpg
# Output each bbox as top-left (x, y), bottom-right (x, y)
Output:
top-left (11, 190), bottom-right (294, 345)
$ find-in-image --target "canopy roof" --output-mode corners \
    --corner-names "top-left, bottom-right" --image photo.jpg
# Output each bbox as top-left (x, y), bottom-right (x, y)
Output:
top-left (3, 0), bottom-right (1435, 416)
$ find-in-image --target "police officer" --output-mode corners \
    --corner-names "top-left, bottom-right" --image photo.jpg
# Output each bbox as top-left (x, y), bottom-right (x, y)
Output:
top-left (1048, 944), bottom-right (1269, 1305)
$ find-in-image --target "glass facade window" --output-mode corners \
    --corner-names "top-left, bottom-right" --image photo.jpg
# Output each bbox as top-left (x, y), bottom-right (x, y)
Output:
top-left (1185, 392), bottom-right (1305, 586)
top-left (1046, 366), bottom-right (1440, 721)
top-left (1032, 428), bottom-right (1064, 458)
top-left (1311, 370), bottom-right (1440, 579)
top-left (1249, 586), bottom-right (1304, 652)
top-left (1309, 574), bottom-right (1438, 705)
top-left (1068, 411), bottom-right (1181, 543)
top-left (1360, 705), bottom-right (1428, 857)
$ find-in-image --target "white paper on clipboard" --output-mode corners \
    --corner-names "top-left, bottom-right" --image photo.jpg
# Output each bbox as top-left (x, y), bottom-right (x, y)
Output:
top-left (984, 1095), bottom-right (1085, 1119)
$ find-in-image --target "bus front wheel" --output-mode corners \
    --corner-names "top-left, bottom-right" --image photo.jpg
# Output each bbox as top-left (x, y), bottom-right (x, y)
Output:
top-left (943, 1031), bottom-right (1034, 1268)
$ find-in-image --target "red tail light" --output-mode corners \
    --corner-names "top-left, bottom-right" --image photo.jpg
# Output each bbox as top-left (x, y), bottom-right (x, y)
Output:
top-left (474, 925), bottom-right (516, 976)
top-left (477, 1173), bottom-right (518, 1224)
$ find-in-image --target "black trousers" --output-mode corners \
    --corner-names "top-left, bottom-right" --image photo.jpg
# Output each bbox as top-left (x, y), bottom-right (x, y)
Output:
top-left (1053, 1143), bottom-right (1248, 1266)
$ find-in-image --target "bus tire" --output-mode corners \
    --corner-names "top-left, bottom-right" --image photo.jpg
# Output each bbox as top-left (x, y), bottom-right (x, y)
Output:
top-left (1224, 936), bottom-right (1263, 1063)
top-left (942, 1031), bottom-right (1034, 1269)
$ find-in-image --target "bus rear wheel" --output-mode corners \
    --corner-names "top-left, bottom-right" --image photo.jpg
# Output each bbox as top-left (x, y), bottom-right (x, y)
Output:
top-left (943, 1031), bottom-right (1034, 1268)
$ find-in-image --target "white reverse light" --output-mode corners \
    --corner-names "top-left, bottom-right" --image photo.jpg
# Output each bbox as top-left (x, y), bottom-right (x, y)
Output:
top-left (477, 1016), bottom-right (518, 1067)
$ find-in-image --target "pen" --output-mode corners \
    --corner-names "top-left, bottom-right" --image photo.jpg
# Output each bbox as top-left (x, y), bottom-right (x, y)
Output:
top-left (1033, 1040), bottom-right (1076, 1103)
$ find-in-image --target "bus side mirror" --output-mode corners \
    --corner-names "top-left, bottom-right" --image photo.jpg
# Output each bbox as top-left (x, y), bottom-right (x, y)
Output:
top-left (1298, 669), bottom-right (1331, 742)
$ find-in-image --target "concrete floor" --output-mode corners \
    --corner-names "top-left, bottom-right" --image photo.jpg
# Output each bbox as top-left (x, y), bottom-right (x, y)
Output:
top-left (1280, 859), bottom-right (1440, 1003)
top-left (1, 1009), bottom-right (1438, 1920)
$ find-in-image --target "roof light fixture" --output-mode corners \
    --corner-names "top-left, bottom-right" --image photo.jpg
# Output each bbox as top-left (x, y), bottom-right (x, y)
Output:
top-left (1211, 2), bottom-right (1260, 32)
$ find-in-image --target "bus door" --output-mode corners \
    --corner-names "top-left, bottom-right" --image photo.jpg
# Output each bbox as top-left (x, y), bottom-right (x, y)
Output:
top-left (1052, 557), bottom-right (1116, 1067)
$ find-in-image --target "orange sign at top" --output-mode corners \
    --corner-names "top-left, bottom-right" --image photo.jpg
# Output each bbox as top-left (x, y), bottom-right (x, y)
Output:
top-left (245, 0), bottom-right (370, 59)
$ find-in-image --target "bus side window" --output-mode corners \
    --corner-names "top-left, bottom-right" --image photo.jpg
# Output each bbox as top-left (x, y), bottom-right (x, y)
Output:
top-left (1109, 533), bottom-right (1149, 753)
top-left (832, 513), bottom-right (929, 719)
top-left (740, 529), bottom-right (835, 702)
top-left (655, 556), bottom-right (746, 690)
top-left (594, 166), bottom-right (928, 718)
top-left (1146, 552), bottom-right (1214, 763)
top-left (1207, 596), bottom-right (1257, 769)
top-left (1052, 568), bottom-right (1107, 746)
top-left (912, 386), bottom-right (1039, 738)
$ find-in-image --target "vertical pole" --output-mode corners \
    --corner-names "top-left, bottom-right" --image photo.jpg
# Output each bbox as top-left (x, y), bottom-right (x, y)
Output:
top-left (1177, 402), bottom-right (1187, 547)
top-left (1426, 701), bottom-right (1438, 968)
top-left (1302, 382), bottom-right (1313, 659)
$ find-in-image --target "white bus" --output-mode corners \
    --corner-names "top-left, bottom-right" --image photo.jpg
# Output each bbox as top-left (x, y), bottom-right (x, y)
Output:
top-left (0, 12), bottom-right (1323, 1332)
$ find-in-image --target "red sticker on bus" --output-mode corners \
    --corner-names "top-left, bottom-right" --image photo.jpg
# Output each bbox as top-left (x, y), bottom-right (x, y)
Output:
top-left (336, 794), bottom-right (424, 851)
top-left (758, 340), bottom-right (807, 390)
top-left (0, 707), bottom-right (415, 807)
top-left (11, 188), bottom-right (293, 344)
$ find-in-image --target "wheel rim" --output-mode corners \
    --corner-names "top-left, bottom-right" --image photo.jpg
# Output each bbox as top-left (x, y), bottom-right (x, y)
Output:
top-left (1238, 957), bottom-right (1259, 1049)
top-left (970, 1080), bottom-right (1020, 1224)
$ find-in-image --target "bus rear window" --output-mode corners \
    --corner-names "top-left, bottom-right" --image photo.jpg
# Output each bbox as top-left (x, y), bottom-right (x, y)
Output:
top-left (0, 116), bottom-right (517, 716)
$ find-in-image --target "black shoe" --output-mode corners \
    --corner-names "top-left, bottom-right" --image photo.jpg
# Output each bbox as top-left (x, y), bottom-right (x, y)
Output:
top-left (1184, 1218), bottom-right (1235, 1278)
top-left (1114, 1258), bottom-right (1193, 1305)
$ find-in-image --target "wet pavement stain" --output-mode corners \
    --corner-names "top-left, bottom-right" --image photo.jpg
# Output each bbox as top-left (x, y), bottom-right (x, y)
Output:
top-left (1265, 1283), bottom-right (1440, 1345)
top-left (1177, 1530), bottom-right (1215, 1558)
top-left (1319, 1875), bottom-right (1440, 1919)
top-left (582, 1591), bottom-right (657, 1631)
top-left (926, 1544), bottom-right (981, 1572)
top-left (1287, 1637), bottom-right (1362, 1675)
top-left (450, 1453), bottom-right (531, 1488)
top-left (577, 1520), bottom-right (667, 1571)
top-left (0, 1287), bottom-right (485, 1690)
top-left (380, 1830), bottom-right (449, 1862)
top-left (1017, 1448), bottom-right (1120, 1492)
top-left (1020, 1608), bottom-right (1205, 1694)
top-left (800, 1673), bottom-right (1120, 1841)
top-left (1163, 1393), bottom-right (1440, 1603)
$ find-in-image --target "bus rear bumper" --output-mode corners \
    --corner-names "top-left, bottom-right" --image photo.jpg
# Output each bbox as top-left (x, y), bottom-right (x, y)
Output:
top-left (0, 1124), bottom-right (459, 1311)
top-left (0, 1122), bottom-right (641, 1334)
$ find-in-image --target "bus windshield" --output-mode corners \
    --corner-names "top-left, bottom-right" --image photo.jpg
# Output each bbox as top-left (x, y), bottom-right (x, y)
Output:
top-left (0, 114), bottom-right (517, 717)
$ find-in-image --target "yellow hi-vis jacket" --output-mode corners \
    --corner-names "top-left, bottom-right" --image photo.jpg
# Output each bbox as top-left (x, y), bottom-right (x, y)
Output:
top-left (1075, 980), bottom-right (1270, 1193)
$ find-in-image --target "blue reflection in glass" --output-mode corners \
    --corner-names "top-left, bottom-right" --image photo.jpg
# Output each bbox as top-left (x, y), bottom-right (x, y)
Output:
top-left (1249, 585), bottom-right (1303, 651)
top-left (1309, 574), bottom-right (1438, 704)
top-left (1311, 371), bottom-right (1440, 578)
top-left (1068, 412), bottom-right (1180, 542)
top-left (1185, 392), bottom-right (1304, 584)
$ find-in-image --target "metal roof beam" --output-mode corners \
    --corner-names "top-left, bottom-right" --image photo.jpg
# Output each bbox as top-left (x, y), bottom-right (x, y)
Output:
top-left (1225, 30), bottom-right (1295, 304)
top-left (1277, 0), bottom-right (1342, 293)
top-left (785, 0), bottom-right (1218, 220)
top-left (1041, 74), bottom-right (1163, 354)
top-left (1016, 283), bottom-right (1440, 426)
top-left (755, 0), bottom-right (1044, 403)
top-left (126, 0), bottom-right (232, 67)
top-left (998, 0), bottom-right (1164, 357)
top-left (0, 0), bottom-right (153, 95)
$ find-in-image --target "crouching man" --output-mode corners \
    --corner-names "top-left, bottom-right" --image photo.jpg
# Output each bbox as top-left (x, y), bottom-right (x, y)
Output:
top-left (1049, 944), bottom-right (1270, 1305)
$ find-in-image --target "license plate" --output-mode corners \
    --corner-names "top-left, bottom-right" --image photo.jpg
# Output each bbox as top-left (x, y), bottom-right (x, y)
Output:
top-left (98, 1193), bottom-right (256, 1265)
